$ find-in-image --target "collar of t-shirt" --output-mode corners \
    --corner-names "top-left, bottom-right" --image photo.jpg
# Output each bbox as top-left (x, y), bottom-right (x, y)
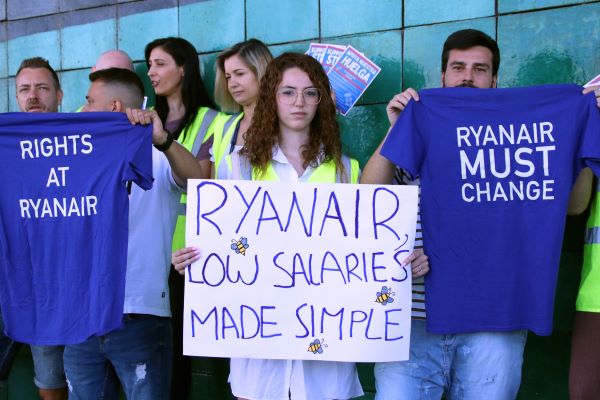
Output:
top-left (271, 145), bottom-right (316, 182)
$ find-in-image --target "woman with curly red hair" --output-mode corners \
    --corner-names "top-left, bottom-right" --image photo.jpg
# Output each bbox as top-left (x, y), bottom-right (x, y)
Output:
top-left (228, 52), bottom-right (362, 399)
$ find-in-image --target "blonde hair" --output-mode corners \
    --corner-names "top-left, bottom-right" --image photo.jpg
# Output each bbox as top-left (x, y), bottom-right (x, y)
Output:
top-left (214, 39), bottom-right (273, 113)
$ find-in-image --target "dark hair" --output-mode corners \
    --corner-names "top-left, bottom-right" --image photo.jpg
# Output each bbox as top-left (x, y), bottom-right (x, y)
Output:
top-left (145, 37), bottom-right (216, 140)
top-left (215, 39), bottom-right (273, 113)
top-left (442, 29), bottom-right (500, 76)
top-left (16, 57), bottom-right (61, 90)
top-left (241, 52), bottom-right (344, 179)
top-left (89, 67), bottom-right (144, 100)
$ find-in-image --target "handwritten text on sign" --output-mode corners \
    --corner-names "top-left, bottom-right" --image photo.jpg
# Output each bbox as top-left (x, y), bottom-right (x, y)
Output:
top-left (184, 180), bottom-right (418, 362)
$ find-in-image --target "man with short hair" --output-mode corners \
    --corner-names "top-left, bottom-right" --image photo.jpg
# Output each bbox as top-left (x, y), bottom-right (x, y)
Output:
top-left (363, 29), bottom-right (600, 399)
top-left (13, 57), bottom-right (68, 400)
top-left (62, 67), bottom-right (205, 399)
top-left (82, 68), bottom-right (143, 112)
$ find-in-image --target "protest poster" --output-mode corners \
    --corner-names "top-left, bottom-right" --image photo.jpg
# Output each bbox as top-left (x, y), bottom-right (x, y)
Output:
top-left (306, 43), bottom-right (328, 63)
top-left (327, 45), bottom-right (381, 116)
top-left (183, 180), bottom-right (418, 362)
top-left (322, 44), bottom-right (346, 73)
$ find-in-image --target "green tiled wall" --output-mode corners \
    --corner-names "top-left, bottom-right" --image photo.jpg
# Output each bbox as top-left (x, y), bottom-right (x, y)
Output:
top-left (1, 0), bottom-right (599, 399)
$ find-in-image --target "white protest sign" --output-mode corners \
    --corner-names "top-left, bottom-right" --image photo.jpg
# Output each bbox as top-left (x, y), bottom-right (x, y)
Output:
top-left (183, 180), bottom-right (418, 362)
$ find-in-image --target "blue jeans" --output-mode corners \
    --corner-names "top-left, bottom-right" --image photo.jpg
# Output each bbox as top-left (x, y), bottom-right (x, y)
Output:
top-left (30, 345), bottom-right (67, 389)
top-left (63, 314), bottom-right (172, 400)
top-left (374, 319), bottom-right (527, 400)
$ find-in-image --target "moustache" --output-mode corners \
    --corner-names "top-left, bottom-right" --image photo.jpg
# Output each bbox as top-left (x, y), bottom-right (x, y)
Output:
top-left (457, 82), bottom-right (477, 88)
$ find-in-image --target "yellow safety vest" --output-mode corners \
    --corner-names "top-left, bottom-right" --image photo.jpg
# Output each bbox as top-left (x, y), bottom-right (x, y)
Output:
top-left (212, 112), bottom-right (244, 174)
top-left (231, 153), bottom-right (360, 184)
top-left (577, 180), bottom-right (600, 312)
top-left (171, 107), bottom-right (220, 251)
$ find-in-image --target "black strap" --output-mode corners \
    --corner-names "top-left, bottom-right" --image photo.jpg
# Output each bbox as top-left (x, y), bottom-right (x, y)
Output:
top-left (229, 120), bottom-right (242, 154)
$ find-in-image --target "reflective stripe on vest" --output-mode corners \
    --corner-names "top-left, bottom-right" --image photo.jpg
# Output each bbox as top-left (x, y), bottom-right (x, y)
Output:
top-left (171, 107), bottom-right (220, 251)
top-left (586, 227), bottom-right (600, 245)
top-left (584, 181), bottom-right (600, 245)
top-left (213, 113), bottom-right (243, 174)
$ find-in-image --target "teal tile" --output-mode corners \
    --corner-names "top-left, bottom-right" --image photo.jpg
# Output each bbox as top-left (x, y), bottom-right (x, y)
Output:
top-left (498, 3), bottom-right (600, 87)
top-left (7, 0), bottom-right (58, 19)
top-left (134, 62), bottom-right (155, 109)
top-left (329, 31), bottom-right (403, 105)
top-left (118, 7), bottom-right (178, 61)
top-left (247, 0), bottom-right (318, 44)
top-left (0, 40), bottom-right (6, 78)
top-left (499, 0), bottom-right (596, 13)
top-left (61, 17), bottom-right (116, 70)
top-left (268, 40), bottom-right (312, 58)
top-left (59, 69), bottom-right (90, 112)
top-left (321, 0), bottom-right (402, 37)
top-left (200, 53), bottom-right (219, 106)
top-left (403, 18), bottom-right (496, 90)
top-left (338, 104), bottom-right (389, 167)
top-left (0, 79), bottom-right (7, 112)
top-left (405, 0), bottom-right (494, 26)
top-left (179, 0), bottom-right (244, 53)
top-left (8, 30), bottom-right (61, 76)
top-left (8, 77), bottom-right (17, 112)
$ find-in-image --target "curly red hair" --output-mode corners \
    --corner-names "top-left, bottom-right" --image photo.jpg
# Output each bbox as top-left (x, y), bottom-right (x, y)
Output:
top-left (240, 52), bottom-right (345, 179)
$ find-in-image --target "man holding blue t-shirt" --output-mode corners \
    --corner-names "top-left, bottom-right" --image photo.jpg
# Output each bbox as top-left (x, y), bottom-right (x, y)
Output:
top-left (61, 68), bottom-right (206, 399)
top-left (13, 57), bottom-right (68, 400)
top-left (363, 29), bottom-right (600, 400)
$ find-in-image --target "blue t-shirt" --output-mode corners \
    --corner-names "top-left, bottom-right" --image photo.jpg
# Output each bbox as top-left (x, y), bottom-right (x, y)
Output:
top-left (381, 84), bottom-right (600, 335)
top-left (0, 112), bottom-right (153, 345)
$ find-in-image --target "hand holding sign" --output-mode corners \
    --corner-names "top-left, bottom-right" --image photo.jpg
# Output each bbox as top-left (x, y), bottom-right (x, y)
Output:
top-left (173, 247), bottom-right (201, 275)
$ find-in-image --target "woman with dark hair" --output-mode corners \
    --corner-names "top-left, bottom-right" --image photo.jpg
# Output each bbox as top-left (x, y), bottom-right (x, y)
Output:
top-left (145, 37), bottom-right (222, 400)
top-left (145, 37), bottom-right (218, 179)
top-left (145, 36), bottom-right (222, 253)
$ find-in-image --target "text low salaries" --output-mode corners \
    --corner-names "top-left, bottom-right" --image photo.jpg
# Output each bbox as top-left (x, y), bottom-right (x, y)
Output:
top-left (189, 302), bottom-right (404, 342)
top-left (188, 248), bottom-right (410, 288)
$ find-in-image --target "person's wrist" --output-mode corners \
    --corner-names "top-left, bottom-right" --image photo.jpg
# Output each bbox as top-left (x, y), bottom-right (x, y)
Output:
top-left (154, 131), bottom-right (173, 152)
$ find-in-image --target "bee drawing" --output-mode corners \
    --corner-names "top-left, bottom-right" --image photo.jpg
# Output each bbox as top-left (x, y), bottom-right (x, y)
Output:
top-left (307, 338), bottom-right (327, 354)
top-left (230, 237), bottom-right (249, 256)
top-left (375, 286), bottom-right (395, 305)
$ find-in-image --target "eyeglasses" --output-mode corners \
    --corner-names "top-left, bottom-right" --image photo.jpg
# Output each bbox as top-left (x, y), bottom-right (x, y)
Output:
top-left (276, 87), bottom-right (321, 105)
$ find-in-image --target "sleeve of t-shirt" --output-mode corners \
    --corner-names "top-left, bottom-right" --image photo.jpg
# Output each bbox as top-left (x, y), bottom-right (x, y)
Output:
top-left (124, 124), bottom-right (153, 190)
top-left (579, 93), bottom-right (600, 176)
top-left (380, 99), bottom-right (427, 180)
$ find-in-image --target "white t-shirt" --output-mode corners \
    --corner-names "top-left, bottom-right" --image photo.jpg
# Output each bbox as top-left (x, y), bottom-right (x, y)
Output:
top-left (123, 148), bottom-right (183, 316)
top-left (227, 147), bottom-right (363, 400)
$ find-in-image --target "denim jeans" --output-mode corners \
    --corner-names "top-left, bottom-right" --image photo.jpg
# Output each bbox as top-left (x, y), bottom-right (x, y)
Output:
top-left (374, 319), bottom-right (527, 400)
top-left (30, 345), bottom-right (67, 389)
top-left (63, 314), bottom-right (172, 400)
